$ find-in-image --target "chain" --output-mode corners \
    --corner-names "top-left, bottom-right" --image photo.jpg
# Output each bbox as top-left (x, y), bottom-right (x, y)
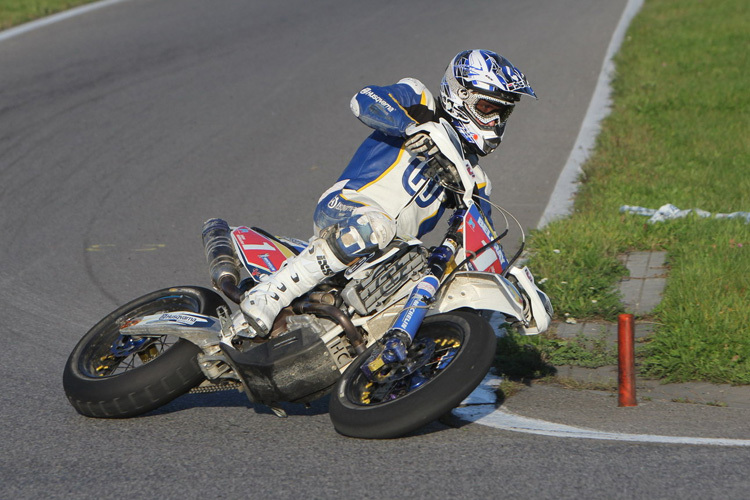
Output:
top-left (188, 382), bottom-right (243, 394)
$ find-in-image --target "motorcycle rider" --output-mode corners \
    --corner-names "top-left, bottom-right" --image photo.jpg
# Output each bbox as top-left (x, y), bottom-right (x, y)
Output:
top-left (239, 49), bottom-right (536, 337)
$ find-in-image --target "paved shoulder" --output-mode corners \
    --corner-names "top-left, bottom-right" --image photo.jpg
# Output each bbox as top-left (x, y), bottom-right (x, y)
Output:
top-left (456, 377), bottom-right (750, 444)
top-left (505, 383), bottom-right (750, 442)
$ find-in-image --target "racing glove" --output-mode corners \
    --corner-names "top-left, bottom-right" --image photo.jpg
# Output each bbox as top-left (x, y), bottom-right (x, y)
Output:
top-left (403, 128), bottom-right (439, 160)
top-left (423, 154), bottom-right (462, 190)
top-left (404, 124), bottom-right (461, 189)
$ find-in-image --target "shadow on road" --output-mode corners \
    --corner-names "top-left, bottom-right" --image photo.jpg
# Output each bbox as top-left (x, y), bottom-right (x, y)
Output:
top-left (142, 390), bottom-right (331, 418)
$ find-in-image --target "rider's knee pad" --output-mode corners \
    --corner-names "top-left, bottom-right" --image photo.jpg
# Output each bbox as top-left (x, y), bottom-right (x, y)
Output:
top-left (322, 211), bottom-right (396, 263)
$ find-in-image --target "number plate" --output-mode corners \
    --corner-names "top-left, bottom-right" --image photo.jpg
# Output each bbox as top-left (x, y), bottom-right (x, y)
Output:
top-left (231, 226), bottom-right (296, 277)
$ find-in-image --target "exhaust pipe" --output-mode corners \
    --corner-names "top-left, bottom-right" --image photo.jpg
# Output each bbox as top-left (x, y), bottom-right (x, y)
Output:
top-left (202, 219), bottom-right (364, 354)
top-left (293, 300), bottom-right (366, 354)
top-left (202, 218), bottom-right (243, 304)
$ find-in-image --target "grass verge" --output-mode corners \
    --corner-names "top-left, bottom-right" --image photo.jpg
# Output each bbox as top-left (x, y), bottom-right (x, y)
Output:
top-left (525, 0), bottom-right (749, 384)
top-left (0, 0), bottom-right (98, 31)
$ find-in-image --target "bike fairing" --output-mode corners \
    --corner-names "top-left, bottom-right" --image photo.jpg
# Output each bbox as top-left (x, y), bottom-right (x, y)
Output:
top-left (314, 78), bottom-right (494, 240)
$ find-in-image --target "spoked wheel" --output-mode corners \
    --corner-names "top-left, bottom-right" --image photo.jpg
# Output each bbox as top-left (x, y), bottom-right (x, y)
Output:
top-left (63, 286), bottom-right (226, 418)
top-left (329, 310), bottom-right (496, 439)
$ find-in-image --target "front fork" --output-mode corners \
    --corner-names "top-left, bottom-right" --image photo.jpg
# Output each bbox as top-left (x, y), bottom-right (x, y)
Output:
top-left (362, 215), bottom-right (463, 380)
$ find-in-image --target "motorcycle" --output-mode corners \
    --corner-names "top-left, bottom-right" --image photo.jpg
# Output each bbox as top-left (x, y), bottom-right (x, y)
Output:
top-left (63, 119), bottom-right (553, 439)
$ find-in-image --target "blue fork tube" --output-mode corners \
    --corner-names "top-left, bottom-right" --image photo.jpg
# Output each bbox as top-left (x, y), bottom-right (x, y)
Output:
top-left (389, 274), bottom-right (441, 342)
top-left (389, 236), bottom-right (457, 342)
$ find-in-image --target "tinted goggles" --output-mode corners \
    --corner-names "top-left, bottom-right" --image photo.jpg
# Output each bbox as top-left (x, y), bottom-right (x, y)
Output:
top-left (473, 97), bottom-right (515, 125)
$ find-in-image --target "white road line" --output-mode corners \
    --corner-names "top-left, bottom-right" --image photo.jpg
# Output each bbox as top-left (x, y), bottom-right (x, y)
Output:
top-left (537, 0), bottom-right (645, 228)
top-left (0, 0), bottom-right (131, 43)
top-left (455, 374), bottom-right (750, 447)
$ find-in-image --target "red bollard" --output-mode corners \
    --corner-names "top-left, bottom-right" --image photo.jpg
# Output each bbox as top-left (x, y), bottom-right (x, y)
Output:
top-left (618, 313), bottom-right (637, 407)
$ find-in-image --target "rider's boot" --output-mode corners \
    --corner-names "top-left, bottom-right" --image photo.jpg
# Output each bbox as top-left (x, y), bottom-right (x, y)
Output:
top-left (239, 237), bottom-right (348, 336)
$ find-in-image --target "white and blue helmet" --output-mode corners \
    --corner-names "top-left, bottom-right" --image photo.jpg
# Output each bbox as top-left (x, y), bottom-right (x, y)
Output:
top-left (440, 49), bottom-right (536, 156)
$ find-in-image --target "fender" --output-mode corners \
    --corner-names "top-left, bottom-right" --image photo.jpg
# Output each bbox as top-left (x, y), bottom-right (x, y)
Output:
top-left (429, 271), bottom-right (526, 323)
top-left (119, 311), bottom-right (222, 348)
top-left (508, 266), bottom-right (554, 335)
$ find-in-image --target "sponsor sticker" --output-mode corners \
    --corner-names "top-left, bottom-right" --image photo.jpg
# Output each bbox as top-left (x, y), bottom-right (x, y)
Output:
top-left (416, 279), bottom-right (437, 296)
top-left (158, 313), bottom-right (198, 325)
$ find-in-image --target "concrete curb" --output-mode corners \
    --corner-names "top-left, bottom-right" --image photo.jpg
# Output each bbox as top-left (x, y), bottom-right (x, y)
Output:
top-left (549, 365), bottom-right (750, 410)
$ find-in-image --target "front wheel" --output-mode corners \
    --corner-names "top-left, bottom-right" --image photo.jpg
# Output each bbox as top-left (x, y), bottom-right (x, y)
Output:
top-left (329, 310), bottom-right (496, 439)
top-left (63, 286), bottom-right (227, 418)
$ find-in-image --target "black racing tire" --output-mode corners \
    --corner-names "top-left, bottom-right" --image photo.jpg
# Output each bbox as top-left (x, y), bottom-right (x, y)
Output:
top-left (63, 286), bottom-right (227, 418)
top-left (329, 310), bottom-right (496, 439)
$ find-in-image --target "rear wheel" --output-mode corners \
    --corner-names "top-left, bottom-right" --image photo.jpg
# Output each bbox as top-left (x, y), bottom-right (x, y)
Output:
top-left (329, 310), bottom-right (496, 439)
top-left (63, 286), bottom-right (226, 418)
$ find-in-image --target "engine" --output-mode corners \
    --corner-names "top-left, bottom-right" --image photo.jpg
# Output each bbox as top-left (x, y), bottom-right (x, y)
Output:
top-left (341, 246), bottom-right (427, 315)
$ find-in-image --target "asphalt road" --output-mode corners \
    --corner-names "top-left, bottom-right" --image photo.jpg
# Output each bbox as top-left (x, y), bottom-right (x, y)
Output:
top-left (2, 1), bottom-right (748, 498)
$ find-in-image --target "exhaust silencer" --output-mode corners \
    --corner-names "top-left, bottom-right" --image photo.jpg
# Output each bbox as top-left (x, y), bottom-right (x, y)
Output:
top-left (202, 218), bottom-right (243, 304)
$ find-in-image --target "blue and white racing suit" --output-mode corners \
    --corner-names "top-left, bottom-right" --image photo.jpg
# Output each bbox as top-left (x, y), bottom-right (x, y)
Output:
top-left (238, 78), bottom-right (498, 336)
top-left (313, 78), bottom-right (493, 259)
